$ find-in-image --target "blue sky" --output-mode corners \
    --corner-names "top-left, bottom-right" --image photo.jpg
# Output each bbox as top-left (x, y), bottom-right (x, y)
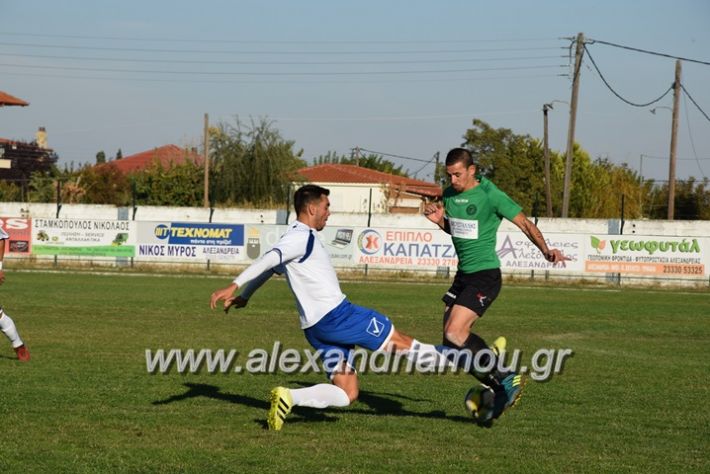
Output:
top-left (1, 0), bottom-right (709, 182)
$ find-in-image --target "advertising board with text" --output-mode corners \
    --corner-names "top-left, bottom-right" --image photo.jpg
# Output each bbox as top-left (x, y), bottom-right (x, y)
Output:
top-left (32, 218), bottom-right (134, 257)
top-left (136, 221), bottom-right (244, 262)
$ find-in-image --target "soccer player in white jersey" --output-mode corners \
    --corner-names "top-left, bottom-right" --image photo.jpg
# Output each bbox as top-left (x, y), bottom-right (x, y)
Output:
top-left (0, 227), bottom-right (30, 361)
top-left (210, 184), bottom-right (452, 430)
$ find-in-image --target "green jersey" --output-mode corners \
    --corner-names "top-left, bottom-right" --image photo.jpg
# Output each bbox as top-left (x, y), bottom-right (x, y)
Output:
top-left (443, 176), bottom-right (522, 273)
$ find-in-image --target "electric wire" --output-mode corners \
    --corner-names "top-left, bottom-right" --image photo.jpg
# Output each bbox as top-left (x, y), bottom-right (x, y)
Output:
top-left (682, 92), bottom-right (707, 178)
top-left (586, 38), bottom-right (710, 67)
top-left (583, 44), bottom-right (673, 107)
top-left (356, 148), bottom-right (431, 163)
top-left (680, 85), bottom-right (710, 124)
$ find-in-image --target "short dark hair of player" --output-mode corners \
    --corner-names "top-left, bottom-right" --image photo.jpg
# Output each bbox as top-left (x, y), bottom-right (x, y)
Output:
top-left (294, 184), bottom-right (330, 214)
top-left (445, 147), bottom-right (475, 168)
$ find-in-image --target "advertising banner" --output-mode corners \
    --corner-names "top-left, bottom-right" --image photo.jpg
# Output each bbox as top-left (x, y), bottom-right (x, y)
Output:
top-left (497, 232), bottom-right (584, 272)
top-left (136, 221), bottom-right (245, 262)
top-left (32, 218), bottom-right (134, 257)
top-left (352, 227), bottom-right (458, 269)
top-left (0, 217), bottom-right (32, 255)
top-left (583, 234), bottom-right (709, 278)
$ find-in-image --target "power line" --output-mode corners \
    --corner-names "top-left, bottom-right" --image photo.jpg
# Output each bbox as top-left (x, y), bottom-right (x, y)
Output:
top-left (1, 69), bottom-right (565, 84)
top-left (583, 44), bottom-right (673, 107)
top-left (682, 92), bottom-right (707, 178)
top-left (0, 51), bottom-right (564, 66)
top-left (641, 154), bottom-right (710, 161)
top-left (586, 38), bottom-right (710, 67)
top-left (681, 84), bottom-right (710, 124)
top-left (0, 40), bottom-right (563, 55)
top-left (0, 31), bottom-right (561, 44)
top-left (0, 62), bottom-right (566, 77)
top-left (411, 155), bottom-right (438, 177)
top-left (357, 148), bottom-right (431, 163)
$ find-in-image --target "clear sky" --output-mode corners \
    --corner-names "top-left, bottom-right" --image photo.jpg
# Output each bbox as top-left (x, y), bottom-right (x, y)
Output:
top-left (1, 0), bottom-right (709, 182)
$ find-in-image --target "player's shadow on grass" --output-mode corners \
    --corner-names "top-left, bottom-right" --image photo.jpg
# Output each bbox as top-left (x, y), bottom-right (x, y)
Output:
top-left (152, 382), bottom-right (474, 428)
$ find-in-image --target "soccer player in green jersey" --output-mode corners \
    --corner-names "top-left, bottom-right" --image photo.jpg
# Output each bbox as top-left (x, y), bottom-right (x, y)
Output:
top-left (424, 148), bottom-right (568, 422)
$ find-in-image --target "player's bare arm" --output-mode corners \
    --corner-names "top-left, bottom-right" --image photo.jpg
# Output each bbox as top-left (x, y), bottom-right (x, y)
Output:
top-left (511, 212), bottom-right (569, 264)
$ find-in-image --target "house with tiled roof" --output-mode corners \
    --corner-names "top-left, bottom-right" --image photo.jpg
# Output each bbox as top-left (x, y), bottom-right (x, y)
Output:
top-left (0, 91), bottom-right (29, 107)
top-left (105, 144), bottom-right (202, 174)
top-left (295, 164), bottom-right (441, 214)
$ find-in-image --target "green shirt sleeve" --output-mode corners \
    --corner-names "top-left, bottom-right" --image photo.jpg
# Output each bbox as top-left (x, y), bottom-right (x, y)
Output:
top-left (489, 186), bottom-right (523, 221)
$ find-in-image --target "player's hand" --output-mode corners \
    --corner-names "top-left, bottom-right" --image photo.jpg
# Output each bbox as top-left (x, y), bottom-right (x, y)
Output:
top-left (210, 283), bottom-right (238, 311)
top-left (223, 295), bottom-right (248, 314)
top-left (423, 202), bottom-right (444, 225)
top-left (544, 249), bottom-right (570, 264)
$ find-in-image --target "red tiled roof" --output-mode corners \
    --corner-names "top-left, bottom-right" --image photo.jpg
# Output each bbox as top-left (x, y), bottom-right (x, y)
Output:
top-left (106, 144), bottom-right (203, 174)
top-left (296, 164), bottom-right (442, 198)
top-left (0, 91), bottom-right (29, 107)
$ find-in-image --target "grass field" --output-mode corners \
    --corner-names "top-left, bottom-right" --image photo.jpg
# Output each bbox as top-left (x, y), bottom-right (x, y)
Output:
top-left (0, 271), bottom-right (708, 473)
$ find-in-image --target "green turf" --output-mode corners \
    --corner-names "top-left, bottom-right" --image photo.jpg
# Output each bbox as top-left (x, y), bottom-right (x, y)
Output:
top-left (0, 271), bottom-right (708, 473)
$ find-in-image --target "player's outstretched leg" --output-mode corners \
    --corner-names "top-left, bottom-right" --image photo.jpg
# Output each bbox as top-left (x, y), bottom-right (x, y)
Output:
top-left (0, 309), bottom-right (29, 362)
top-left (268, 387), bottom-right (293, 431)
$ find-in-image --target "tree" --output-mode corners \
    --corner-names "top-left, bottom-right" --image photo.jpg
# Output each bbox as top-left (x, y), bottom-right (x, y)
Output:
top-left (96, 151), bottom-right (106, 164)
top-left (210, 117), bottom-right (306, 206)
top-left (76, 163), bottom-right (130, 205)
top-left (646, 178), bottom-right (710, 220)
top-left (460, 119), bottom-right (650, 218)
top-left (132, 161), bottom-right (204, 206)
top-left (115, 148), bottom-right (123, 160)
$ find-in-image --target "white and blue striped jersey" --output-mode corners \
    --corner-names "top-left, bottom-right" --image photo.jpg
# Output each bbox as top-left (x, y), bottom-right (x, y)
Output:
top-left (234, 221), bottom-right (346, 329)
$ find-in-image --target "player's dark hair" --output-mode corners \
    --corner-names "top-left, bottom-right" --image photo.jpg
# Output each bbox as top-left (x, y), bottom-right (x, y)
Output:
top-left (294, 185), bottom-right (330, 214)
top-left (445, 148), bottom-right (475, 168)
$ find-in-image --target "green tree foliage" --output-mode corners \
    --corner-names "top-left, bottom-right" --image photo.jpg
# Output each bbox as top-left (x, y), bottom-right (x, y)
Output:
top-left (463, 119), bottom-right (556, 215)
top-left (645, 178), bottom-right (710, 220)
top-left (0, 181), bottom-right (22, 201)
top-left (95, 150), bottom-right (106, 164)
top-left (115, 148), bottom-right (123, 160)
top-left (209, 117), bottom-right (305, 206)
top-left (76, 163), bottom-right (130, 205)
top-left (461, 119), bottom-right (651, 218)
top-left (313, 151), bottom-right (409, 177)
top-left (131, 161), bottom-right (204, 206)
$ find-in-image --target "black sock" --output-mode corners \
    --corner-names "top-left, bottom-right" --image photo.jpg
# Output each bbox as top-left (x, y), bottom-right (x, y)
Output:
top-left (443, 333), bottom-right (501, 386)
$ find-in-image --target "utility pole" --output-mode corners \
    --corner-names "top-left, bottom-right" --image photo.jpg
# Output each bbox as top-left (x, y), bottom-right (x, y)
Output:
top-left (433, 151), bottom-right (441, 186)
top-left (561, 32), bottom-right (585, 218)
top-left (667, 60), bottom-right (682, 220)
top-left (203, 113), bottom-right (209, 208)
top-left (355, 146), bottom-right (361, 166)
top-left (543, 103), bottom-right (553, 217)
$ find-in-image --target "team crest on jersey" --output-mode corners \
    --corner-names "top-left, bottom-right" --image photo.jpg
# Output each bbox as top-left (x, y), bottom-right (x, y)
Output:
top-left (366, 317), bottom-right (384, 337)
top-left (466, 204), bottom-right (478, 215)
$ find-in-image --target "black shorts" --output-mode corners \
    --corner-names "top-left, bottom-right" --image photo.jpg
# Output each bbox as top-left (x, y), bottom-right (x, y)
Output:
top-left (441, 268), bottom-right (502, 317)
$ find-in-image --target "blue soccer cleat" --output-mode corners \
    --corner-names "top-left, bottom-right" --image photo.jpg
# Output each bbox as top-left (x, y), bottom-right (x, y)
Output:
top-left (492, 372), bottom-right (524, 419)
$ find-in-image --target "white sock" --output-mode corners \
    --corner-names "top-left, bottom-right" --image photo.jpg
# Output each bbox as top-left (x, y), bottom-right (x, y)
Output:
top-left (289, 384), bottom-right (350, 408)
top-left (0, 311), bottom-right (24, 349)
top-left (408, 339), bottom-right (453, 371)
